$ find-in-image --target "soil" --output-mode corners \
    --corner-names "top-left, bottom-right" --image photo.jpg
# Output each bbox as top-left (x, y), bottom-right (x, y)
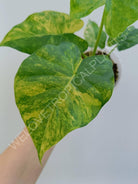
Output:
top-left (84, 51), bottom-right (119, 83)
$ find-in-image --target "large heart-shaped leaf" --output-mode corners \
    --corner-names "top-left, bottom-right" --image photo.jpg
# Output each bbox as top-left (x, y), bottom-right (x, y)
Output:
top-left (70, 0), bottom-right (105, 18)
top-left (104, 0), bottom-right (138, 38)
top-left (84, 20), bottom-right (107, 49)
top-left (0, 11), bottom-right (84, 53)
top-left (108, 26), bottom-right (138, 51)
top-left (14, 42), bottom-right (114, 161)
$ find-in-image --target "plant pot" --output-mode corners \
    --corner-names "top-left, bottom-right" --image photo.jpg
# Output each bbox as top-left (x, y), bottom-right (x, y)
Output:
top-left (109, 50), bottom-right (121, 86)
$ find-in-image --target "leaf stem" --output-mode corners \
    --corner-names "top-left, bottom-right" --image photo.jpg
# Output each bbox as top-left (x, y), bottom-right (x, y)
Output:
top-left (107, 45), bottom-right (118, 56)
top-left (92, 8), bottom-right (105, 56)
top-left (82, 53), bottom-right (87, 58)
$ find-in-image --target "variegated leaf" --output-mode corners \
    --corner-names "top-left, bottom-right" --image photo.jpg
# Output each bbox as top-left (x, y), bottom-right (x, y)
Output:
top-left (0, 11), bottom-right (84, 53)
top-left (84, 20), bottom-right (107, 49)
top-left (70, 0), bottom-right (105, 18)
top-left (108, 26), bottom-right (138, 51)
top-left (70, 0), bottom-right (138, 39)
top-left (104, 0), bottom-right (138, 38)
top-left (14, 42), bottom-right (114, 161)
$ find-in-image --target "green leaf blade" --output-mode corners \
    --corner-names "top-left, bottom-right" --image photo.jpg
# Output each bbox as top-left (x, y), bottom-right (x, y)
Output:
top-left (0, 33), bottom-right (88, 54)
top-left (70, 0), bottom-right (106, 19)
top-left (14, 42), bottom-right (114, 161)
top-left (117, 27), bottom-right (138, 51)
top-left (84, 20), bottom-right (107, 49)
top-left (0, 11), bottom-right (84, 53)
top-left (108, 26), bottom-right (138, 51)
top-left (104, 0), bottom-right (138, 38)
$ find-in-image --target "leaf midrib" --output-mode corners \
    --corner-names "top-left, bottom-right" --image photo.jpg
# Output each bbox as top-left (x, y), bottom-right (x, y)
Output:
top-left (39, 56), bottom-right (83, 157)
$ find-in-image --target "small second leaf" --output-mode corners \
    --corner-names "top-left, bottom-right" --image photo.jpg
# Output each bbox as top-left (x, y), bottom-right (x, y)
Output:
top-left (108, 26), bottom-right (138, 51)
top-left (84, 20), bottom-right (107, 49)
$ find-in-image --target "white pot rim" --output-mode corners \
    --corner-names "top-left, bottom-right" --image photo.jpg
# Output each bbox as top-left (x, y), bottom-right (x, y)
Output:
top-left (104, 48), bottom-right (121, 86)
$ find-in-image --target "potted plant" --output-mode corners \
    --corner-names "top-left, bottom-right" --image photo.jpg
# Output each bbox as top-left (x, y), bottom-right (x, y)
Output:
top-left (0, 0), bottom-right (138, 163)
